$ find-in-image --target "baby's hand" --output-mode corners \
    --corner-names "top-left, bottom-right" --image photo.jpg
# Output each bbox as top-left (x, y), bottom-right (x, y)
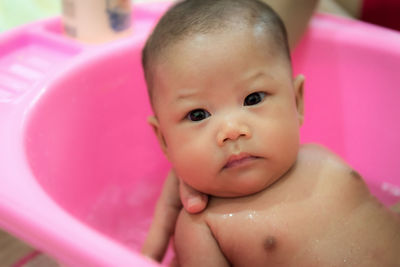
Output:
top-left (141, 170), bottom-right (208, 262)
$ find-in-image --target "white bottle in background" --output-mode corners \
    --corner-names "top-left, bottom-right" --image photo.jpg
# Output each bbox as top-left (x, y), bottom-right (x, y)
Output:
top-left (61, 0), bottom-right (132, 43)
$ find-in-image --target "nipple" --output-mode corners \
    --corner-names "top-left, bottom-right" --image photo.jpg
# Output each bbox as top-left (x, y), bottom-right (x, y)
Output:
top-left (263, 235), bottom-right (277, 251)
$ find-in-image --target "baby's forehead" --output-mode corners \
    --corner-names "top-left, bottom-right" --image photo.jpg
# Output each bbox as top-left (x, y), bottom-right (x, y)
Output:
top-left (148, 27), bottom-right (290, 111)
top-left (152, 33), bottom-right (289, 101)
top-left (159, 24), bottom-right (280, 65)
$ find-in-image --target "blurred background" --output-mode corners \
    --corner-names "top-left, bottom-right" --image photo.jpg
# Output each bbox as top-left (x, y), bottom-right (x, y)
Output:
top-left (0, 0), bottom-right (60, 32)
top-left (0, 1), bottom-right (166, 265)
top-left (0, 0), bottom-right (172, 32)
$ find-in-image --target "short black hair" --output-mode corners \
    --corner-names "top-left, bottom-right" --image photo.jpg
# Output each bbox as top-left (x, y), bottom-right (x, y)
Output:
top-left (142, 0), bottom-right (290, 102)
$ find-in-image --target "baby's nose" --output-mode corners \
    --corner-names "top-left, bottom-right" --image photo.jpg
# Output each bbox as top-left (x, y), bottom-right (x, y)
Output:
top-left (217, 120), bottom-right (251, 146)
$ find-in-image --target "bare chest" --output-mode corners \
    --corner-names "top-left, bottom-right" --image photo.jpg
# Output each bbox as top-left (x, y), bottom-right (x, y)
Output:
top-left (206, 199), bottom-right (328, 266)
top-left (204, 190), bottom-right (400, 267)
top-left (201, 146), bottom-right (400, 266)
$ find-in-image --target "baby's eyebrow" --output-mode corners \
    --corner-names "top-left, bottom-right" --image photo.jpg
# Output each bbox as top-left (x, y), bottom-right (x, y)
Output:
top-left (174, 89), bottom-right (201, 102)
top-left (242, 71), bottom-right (272, 83)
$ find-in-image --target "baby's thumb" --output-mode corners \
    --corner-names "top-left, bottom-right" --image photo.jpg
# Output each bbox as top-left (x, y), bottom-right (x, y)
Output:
top-left (179, 180), bottom-right (208, 214)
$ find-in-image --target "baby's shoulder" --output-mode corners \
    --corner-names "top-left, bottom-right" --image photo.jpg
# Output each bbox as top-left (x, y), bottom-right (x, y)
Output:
top-left (298, 143), bottom-right (355, 175)
top-left (297, 143), bottom-right (369, 196)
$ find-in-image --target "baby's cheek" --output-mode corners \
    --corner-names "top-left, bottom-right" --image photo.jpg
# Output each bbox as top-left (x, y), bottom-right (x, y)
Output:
top-left (174, 142), bottom-right (214, 184)
top-left (172, 140), bottom-right (201, 166)
top-left (257, 120), bottom-right (299, 162)
top-left (179, 142), bottom-right (210, 169)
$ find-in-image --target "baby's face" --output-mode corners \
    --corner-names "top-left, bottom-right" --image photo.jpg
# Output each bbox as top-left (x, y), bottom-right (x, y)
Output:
top-left (149, 26), bottom-right (304, 197)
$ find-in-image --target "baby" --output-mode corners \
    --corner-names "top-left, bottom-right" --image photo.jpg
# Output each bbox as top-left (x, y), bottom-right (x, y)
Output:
top-left (142, 0), bottom-right (400, 266)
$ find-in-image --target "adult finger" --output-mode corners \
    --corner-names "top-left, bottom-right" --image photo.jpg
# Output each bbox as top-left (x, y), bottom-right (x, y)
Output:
top-left (179, 179), bottom-right (208, 214)
top-left (391, 201), bottom-right (400, 215)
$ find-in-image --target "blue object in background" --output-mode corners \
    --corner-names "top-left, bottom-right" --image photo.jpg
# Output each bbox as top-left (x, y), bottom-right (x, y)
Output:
top-left (106, 8), bottom-right (131, 32)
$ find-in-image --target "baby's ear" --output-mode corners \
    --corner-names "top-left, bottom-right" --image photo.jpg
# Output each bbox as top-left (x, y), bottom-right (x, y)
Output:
top-left (293, 74), bottom-right (305, 126)
top-left (148, 116), bottom-right (168, 156)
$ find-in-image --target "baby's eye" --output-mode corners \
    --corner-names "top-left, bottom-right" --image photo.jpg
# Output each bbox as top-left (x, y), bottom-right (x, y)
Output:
top-left (244, 92), bottom-right (266, 106)
top-left (186, 109), bottom-right (211, 122)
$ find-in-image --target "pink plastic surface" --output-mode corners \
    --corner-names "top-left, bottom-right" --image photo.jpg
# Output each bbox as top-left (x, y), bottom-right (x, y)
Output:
top-left (0, 3), bottom-right (399, 266)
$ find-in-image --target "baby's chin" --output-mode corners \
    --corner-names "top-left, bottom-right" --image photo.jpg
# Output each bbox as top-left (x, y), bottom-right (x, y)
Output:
top-left (207, 182), bottom-right (271, 198)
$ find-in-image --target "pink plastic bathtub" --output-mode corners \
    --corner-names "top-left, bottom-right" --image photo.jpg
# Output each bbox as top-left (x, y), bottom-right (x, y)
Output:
top-left (0, 2), bottom-right (399, 266)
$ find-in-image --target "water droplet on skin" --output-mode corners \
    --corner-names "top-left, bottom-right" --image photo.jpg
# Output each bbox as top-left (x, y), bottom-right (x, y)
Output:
top-left (222, 213), bottom-right (234, 219)
top-left (246, 210), bottom-right (258, 221)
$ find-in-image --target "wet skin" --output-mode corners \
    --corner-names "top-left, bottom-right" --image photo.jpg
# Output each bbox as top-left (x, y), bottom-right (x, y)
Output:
top-left (175, 144), bottom-right (400, 266)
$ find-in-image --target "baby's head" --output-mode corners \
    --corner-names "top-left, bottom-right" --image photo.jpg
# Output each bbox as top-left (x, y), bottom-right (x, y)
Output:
top-left (143, 0), bottom-right (305, 197)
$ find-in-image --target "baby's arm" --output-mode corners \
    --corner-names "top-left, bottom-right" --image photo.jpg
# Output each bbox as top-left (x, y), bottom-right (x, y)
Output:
top-left (174, 211), bottom-right (230, 267)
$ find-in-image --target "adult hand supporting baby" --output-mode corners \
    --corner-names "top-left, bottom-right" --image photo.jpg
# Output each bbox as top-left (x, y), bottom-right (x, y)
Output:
top-left (392, 202), bottom-right (400, 216)
top-left (141, 170), bottom-right (208, 261)
top-left (179, 174), bottom-right (208, 214)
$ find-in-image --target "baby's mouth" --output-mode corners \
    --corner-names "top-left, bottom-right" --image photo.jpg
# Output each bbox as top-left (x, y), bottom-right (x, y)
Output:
top-left (223, 153), bottom-right (260, 169)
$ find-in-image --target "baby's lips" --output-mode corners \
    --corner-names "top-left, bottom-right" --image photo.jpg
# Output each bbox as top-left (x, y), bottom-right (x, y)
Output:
top-left (224, 152), bottom-right (252, 168)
